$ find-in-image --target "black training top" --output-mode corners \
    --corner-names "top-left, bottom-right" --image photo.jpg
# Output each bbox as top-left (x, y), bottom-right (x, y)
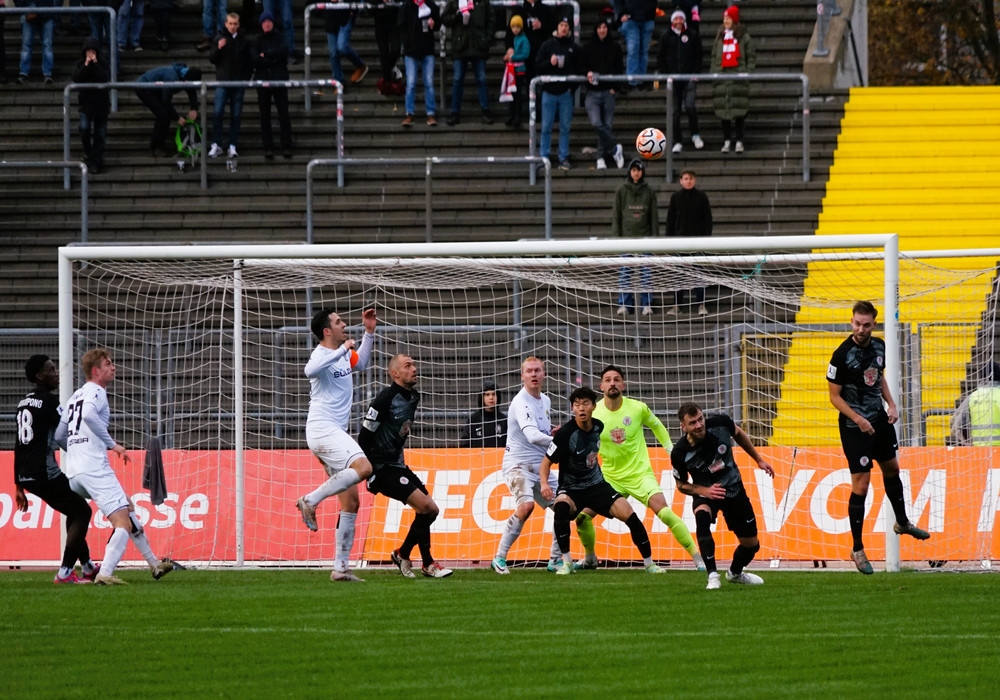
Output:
top-left (670, 414), bottom-right (744, 498)
top-left (545, 417), bottom-right (605, 491)
top-left (359, 383), bottom-right (419, 468)
top-left (827, 334), bottom-right (888, 428)
top-left (14, 389), bottom-right (62, 484)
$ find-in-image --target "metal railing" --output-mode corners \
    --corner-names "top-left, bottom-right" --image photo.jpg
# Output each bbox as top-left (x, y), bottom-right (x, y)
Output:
top-left (0, 6), bottom-right (118, 110)
top-left (305, 155), bottom-right (552, 243)
top-left (62, 79), bottom-right (342, 190)
top-left (0, 160), bottom-right (89, 239)
top-left (527, 72), bottom-right (811, 183)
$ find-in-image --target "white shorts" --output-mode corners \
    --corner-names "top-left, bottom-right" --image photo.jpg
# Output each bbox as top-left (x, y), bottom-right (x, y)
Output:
top-left (307, 424), bottom-right (367, 477)
top-left (501, 461), bottom-right (557, 508)
top-left (69, 469), bottom-right (129, 517)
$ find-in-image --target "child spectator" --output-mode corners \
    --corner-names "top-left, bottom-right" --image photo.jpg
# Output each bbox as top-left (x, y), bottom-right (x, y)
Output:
top-left (502, 14), bottom-right (529, 128)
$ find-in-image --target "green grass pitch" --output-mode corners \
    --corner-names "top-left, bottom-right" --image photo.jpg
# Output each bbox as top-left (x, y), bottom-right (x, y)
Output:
top-left (3, 567), bottom-right (997, 698)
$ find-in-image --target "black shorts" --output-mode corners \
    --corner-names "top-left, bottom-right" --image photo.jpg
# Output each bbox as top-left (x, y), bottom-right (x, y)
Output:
top-left (366, 464), bottom-right (427, 504)
top-left (692, 485), bottom-right (758, 539)
top-left (839, 416), bottom-right (898, 474)
top-left (559, 481), bottom-right (621, 518)
top-left (18, 473), bottom-right (92, 519)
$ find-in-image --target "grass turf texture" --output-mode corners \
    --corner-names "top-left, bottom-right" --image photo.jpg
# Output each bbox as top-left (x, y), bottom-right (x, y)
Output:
top-left (3, 568), bottom-right (997, 698)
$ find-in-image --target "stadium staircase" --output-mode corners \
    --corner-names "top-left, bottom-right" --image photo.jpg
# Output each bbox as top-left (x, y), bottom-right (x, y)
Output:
top-left (770, 86), bottom-right (1000, 447)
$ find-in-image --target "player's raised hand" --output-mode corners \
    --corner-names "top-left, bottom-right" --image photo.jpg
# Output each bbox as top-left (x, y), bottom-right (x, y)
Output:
top-left (361, 308), bottom-right (377, 332)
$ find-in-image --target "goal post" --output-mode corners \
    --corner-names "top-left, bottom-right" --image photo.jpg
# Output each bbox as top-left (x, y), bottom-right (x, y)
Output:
top-left (52, 236), bottom-right (1000, 571)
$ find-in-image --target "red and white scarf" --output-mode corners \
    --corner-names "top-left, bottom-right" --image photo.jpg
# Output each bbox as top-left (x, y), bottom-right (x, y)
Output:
top-left (721, 29), bottom-right (740, 68)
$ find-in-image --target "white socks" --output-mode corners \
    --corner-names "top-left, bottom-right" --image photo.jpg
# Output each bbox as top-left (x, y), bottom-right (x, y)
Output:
top-left (496, 514), bottom-right (525, 559)
top-left (307, 468), bottom-right (362, 507)
top-left (335, 511), bottom-right (357, 570)
top-left (103, 528), bottom-right (130, 575)
top-left (130, 513), bottom-right (159, 567)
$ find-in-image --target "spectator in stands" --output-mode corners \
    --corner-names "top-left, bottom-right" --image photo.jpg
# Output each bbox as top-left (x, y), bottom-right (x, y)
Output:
top-left (398, 0), bottom-right (441, 127)
top-left (442, 0), bottom-right (495, 126)
top-left (208, 12), bottom-right (252, 159)
top-left (613, 159), bottom-right (658, 316)
top-left (711, 4), bottom-right (755, 154)
top-left (149, 0), bottom-right (173, 51)
top-left (950, 362), bottom-right (1000, 446)
top-left (117, 0), bottom-right (145, 52)
top-left (502, 14), bottom-right (529, 128)
top-left (196, 0), bottom-right (227, 51)
top-left (460, 381), bottom-right (508, 448)
top-left (665, 169), bottom-right (712, 316)
top-left (670, 0), bottom-right (702, 34)
top-left (254, 11), bottom-right (293, 160)
top-left (136, 62), bottom-right (201, 157)
top-left (508, 0), bottom-right (554, 114)
top-left (658, 9), bottom-right (704, 154)
top-left (372, 0), bottom-right (403, 95)
top-left (85, 0), bottom-right (113, 48)
top-left (261, 0), bottom-right (297, 63)
top-left (324, 3), bottom-right (368, 89)
top-left (581, 17), bottom-right (624, 171)
top-left (72, 37), bottom-right (110, 174)
top-left (17, 0), bottom-right (57, 85)
top-left (535, 16), bottom-right (581, 171)
top-left (614, 0), bottom-right (657, 91)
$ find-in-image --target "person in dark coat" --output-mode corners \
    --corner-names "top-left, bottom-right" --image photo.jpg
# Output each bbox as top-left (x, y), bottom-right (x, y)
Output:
top-left (460, 381), bottom-right (508, 448)
top-left (442, 0), bottom-right (494, 125)
top-left (253, 11), bottom-right (292, 158)
top-left (398, 0), bottom-right (441, 127)
top-left (658, 9), bottom-right (704, 153)
top-left (711, 4), bottom-right (755, 153)
top-left (72, 37), bottom-right (110, 173)
top-left (666, 169), bottom-right (712, 315)
top-left (208, 12), bottom-right (253, 158)
top-left (581, 18), bottom-right (624, 170)
top-left (135, 62), bottom-right (201, 157)
top-left (535, 16), bottom-right (581, 170)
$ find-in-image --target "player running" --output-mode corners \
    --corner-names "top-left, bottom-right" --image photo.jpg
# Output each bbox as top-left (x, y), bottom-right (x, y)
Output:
top-left (574, 365), bottom-right (705, 571)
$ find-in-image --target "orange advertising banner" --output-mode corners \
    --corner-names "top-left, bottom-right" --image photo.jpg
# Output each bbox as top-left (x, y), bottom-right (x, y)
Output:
top-left (2, 448), bottom-right (998, 565)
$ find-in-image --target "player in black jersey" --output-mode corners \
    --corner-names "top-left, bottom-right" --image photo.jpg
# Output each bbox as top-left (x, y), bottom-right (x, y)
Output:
top-left (539, 387), bottom-right (666, 575)
top-left (359, 354), bottom-right (453, 579)
top-left (671, 402), bottom-right (774, 590)
top-left (827, 301), bottom-right (930, 575)
top-left (13, 355), bottom-right (99, 584)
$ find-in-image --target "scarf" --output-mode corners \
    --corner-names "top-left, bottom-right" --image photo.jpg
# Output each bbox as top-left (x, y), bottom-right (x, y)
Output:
top-left (721, 28), bottom-right (740, 68)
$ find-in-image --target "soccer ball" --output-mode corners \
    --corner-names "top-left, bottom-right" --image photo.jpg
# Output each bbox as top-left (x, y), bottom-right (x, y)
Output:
top-left (635, 127), bottom-right (666, 160)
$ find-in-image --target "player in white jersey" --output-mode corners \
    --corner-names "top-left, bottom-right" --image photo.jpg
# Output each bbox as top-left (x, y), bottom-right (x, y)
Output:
top-left (295, 307), bottom-right (377, 582)
top-left (54, 349), bottom-right (173, 585)
top-left (490, 357), bottom-right (596, 574)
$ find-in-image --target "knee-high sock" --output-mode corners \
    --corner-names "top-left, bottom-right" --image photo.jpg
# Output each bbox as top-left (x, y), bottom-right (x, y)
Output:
top-left (553, 501), bottom-right (572, 556)
top-left (129, 513), bottom-right (159, 567)
top-left (656, 505), bottom-right (697, 556)
top-left (306, 469), bottom-right (362, 507)
top-left (730, 541), bottom-right (760, 575)
top-left (575, 512), bottom-right (596, 556)
top-left (496, 513), bottom-right (525, 559)
top-left (335, 511), bottom-right (357, 570)
top-left (848, 492), bottom-right (866, 551)
top-left (883, 474), bottom-right (910, 526)
top-left (62, 498), bottom-right (92, 569)
top-left (624, 513), bottom-right (652, 560)
top-left (102, 527), bottom-right (130, 576)
top-left (401, 511), bottom-right (436, 566)
top-left (695, 509), bottom-right (717, 574)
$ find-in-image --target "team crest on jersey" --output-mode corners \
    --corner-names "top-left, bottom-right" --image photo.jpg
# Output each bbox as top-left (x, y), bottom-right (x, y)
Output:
top-left (717, 444), bottom-right (727, 455)
top-left (610, 427), bottom-right (626, 444)
top-left (863, 368), bottom-right (879, 386)
top-left (587, 452), bottom-right (599, 467)
top-left (622, 416), bottom-right (632, 426)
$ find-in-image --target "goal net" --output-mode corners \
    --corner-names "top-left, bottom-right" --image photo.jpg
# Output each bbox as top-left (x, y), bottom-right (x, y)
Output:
top-left (50, 237), bottom-right (1000, 571)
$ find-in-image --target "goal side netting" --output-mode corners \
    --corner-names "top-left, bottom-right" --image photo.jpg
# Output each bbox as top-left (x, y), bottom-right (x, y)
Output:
top-left (43, 237), bottom-right (1000, 571)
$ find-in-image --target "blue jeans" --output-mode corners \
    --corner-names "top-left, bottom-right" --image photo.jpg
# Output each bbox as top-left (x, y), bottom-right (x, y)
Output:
top-left (212, 87), bottom-right (246, 149)
top-left (450, 57), bottom-right (488, 114)
top-left (326, 19), bottom-right (364, 83)
top-left (262, 0), bottom-right (295, 54)
top-left (540, 91), bottom-right (573, 163)
top-left (620, 18), bottom-right (654, 86)
top-left (404, 54), bottom-right (436, 116)
top-left (202, 0), bottom-right (227, 38)
top-left (584, 90), bottom-right (616, 160)
top-left (79, 112), bottom-right (108, 167)
top-left (19, 17), bottom-right (54, 78)
top-left (89, 11), bottom-right (112, 44)
top-left (117, 0), bottom-right (145, 48)
top-left (618, 255), bottom-right (653, 308)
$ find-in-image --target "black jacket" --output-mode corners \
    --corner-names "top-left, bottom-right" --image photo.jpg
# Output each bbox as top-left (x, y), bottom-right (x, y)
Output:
top-left (666, 187), bottom-right (713, 237)
top-left (657, 26), bottom-right (703, 75)
top-left (460, 408), bottom-right (507, 448)
top-left (253, 27), bottom-right (289, 81)
top-left (72, 38), bottom-right (111, 117)
top-left (398, 0), bottom-right (441, 59)
top-left (210, 30), bottom-right (253, 81)
top-left (580, 24), bottom-right (624, 92)
top-left (535, 33), bottom-right (581, 95)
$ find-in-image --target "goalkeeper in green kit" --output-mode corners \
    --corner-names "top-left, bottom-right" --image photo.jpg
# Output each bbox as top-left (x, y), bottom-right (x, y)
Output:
top-left (575, 365), bottom-right (705, 570)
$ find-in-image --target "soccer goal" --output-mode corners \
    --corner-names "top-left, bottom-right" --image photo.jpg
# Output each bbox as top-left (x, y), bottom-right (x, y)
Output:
top-left (54, 237), bottom-right (1000, 571)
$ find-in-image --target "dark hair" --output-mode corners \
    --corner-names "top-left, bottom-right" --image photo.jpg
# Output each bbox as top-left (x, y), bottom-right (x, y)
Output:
top-left (677, 401), bottom-right (701, 421)
top-left (25, 354), bottom-right (50, 383)
top-left (679, 169), bottom-right (697, 178)
top-left (852, 300), bottom-right (877, 319)
top-left (600, 364), bottom-right (624, 382)
top-left (310, 308), bottom-right (335, 340)
top-left (569, 386), bottom-right (598, 404)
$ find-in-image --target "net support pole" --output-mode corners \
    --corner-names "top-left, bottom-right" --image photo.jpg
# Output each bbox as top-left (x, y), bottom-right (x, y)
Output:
top-left (884, 233), bottom-right (901, 572)
top-left (233, 260), bottom-right (245, 567)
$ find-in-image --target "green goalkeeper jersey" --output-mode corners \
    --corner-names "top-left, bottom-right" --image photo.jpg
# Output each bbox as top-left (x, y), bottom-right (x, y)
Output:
top-left (592, 396), bottom-right (673, 482)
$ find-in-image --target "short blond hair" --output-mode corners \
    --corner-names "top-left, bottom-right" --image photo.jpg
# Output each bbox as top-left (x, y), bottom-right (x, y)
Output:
top-left (521, 356), bottom-right (544, 372)
top-left (81, 348), bottom-right (112, 380)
